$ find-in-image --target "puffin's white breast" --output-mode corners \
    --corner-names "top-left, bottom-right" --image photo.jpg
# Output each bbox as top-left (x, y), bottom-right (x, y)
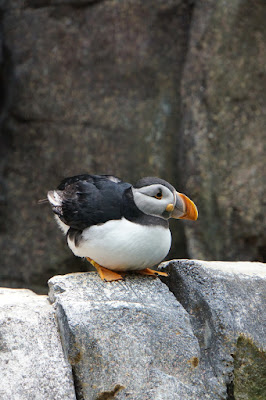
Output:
top-left (67, 217), bottom-right (171, 271)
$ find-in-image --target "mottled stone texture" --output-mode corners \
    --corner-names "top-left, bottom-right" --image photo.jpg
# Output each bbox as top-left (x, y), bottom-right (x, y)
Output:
top-left (0, 261), bottom-right (265, 399)
top-left (160, 259), bottom-right (266, 400)
top-left (0, 288), bottom-right (76, 400)
top-left (48, 273), bottom-right (206, 400)
top-left (0, 0), bottom-right (265, 292)
top-left (179, 0), bottom-right (266, 261)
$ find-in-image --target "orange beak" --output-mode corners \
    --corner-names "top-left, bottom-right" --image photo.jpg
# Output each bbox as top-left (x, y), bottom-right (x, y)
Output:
top-left (171, 192), bottom-right (198, 221)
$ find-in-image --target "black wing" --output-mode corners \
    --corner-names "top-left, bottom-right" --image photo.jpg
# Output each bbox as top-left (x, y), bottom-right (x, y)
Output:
top-left (54, 174), bottom-right (131, 230)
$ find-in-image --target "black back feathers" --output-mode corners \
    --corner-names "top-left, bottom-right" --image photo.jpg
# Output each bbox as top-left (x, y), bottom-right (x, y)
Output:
top-left (54, 174), bottom-right (131, 230)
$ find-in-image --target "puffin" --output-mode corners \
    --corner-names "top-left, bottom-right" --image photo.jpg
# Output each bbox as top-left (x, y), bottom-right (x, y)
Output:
top-left (47, 174), bottom-right (198, 281)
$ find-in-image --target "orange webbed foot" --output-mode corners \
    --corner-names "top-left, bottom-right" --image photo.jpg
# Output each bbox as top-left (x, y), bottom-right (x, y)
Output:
top-left (86, 258), bottom-right (124, 281)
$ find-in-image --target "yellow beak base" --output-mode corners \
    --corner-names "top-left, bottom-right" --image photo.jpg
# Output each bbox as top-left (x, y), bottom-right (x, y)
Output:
top-left (165, 203), bottom-right (175, 212)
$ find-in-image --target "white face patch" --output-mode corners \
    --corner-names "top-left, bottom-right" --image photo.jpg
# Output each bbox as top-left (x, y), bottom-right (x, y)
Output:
top-left (132, 185), bottom-right (175, 219)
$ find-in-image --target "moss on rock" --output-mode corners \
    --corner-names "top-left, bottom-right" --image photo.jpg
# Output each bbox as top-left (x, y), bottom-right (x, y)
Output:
top-left (233, 335), bottom-right (266, 400)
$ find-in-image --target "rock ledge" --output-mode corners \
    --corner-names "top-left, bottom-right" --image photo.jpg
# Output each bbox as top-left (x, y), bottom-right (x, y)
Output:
top-left (0, 260), bottom-right (265, 400)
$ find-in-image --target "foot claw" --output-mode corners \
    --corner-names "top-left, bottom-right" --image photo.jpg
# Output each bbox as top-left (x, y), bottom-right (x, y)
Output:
top-left (138, 268), bottom-right (168, 277)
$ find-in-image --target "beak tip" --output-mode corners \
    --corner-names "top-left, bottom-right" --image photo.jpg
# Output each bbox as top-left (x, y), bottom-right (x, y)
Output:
top-left (178, 193), bottom-right (198, 221)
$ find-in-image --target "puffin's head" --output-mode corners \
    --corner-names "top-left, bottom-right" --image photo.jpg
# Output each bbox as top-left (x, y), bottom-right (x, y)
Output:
top-left (132, 177), bottom-right (198, 221)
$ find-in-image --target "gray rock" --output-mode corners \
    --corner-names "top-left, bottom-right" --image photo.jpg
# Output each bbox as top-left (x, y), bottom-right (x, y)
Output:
top-left (0, 288), bottom-right (76, 400)
top-left (1, 260), bottom-right (265, 399)
top-left (48, 272), bottom-right (210, 400)
top-left (159, 259), bottom-right (266, 399)
top-left (180, 0), bottom-right (266, 261)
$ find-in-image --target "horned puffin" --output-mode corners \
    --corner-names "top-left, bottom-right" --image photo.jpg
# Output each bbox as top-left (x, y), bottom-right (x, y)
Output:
top-left (47, 174), bottom-right (198, 281)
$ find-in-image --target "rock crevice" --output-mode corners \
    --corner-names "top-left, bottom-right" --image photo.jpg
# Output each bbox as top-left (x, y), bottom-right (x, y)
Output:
top-left (1, 260), bottom-right (265, 399)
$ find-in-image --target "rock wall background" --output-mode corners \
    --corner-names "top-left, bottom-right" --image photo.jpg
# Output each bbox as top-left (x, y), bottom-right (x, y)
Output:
top-left (0, 0), bottom-right (265, 292)
top-left (180, 0), bottom-right (266, 262)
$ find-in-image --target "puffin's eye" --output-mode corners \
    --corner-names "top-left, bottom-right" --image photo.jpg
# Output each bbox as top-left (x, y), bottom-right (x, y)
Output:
top-left (155, 191), bottom-right (163, 200)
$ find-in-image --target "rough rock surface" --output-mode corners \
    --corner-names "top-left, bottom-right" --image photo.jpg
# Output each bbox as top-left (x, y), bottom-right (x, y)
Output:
top-left (0, 260), bottom-right (265, 399)
top-left (159, 259), bottom-right (266, 399)
top-left (48, 272), bottom-right (209, 400)
top-left (0, 288), bottom-right (76, 400)
top-left (179, 0), bottom-right (266, 261)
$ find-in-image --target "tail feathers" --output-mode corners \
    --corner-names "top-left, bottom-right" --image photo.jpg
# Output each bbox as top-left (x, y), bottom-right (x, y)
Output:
top-left (38, 198), bottom-right (49, 204)
top-left (47, 190), bottom-right (63, 206)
